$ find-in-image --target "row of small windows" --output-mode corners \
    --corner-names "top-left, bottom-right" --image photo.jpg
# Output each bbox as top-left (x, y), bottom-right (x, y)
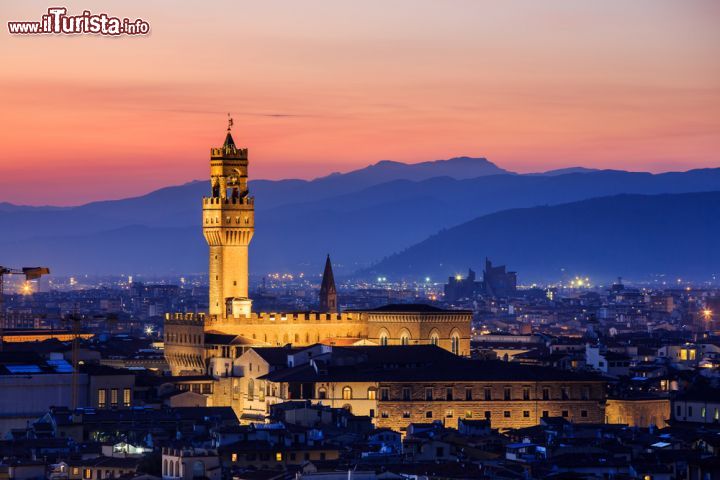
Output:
top-left (97, 388), bottom-right (132, 408)
top-left (311, 385), bottom-right (592, 401)
top-left (676, 404), bottom-right (720, 420)
top-left (378, 331), bottom-right (460, 353)
top-left (383, 409), bottom-right (588, 420)
top-left (347, 385), bottom-right (594, 401)
top-left (166, 332), bottom-right (202, 344)
top-left (204, 216), bottom-right (251, 225)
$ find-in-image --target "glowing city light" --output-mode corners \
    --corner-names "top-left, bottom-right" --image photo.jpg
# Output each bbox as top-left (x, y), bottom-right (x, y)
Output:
top-left (20, 281), bottom-right (33, 295)
top-left (144, 325), bottom-right (155, 336)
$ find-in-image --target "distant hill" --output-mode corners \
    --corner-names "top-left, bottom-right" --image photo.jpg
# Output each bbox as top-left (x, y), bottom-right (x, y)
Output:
top-left (1, 158), bottom-right (719, 278)
top-left (531, 166), bottom-right (601, 176)
top-left (365, 191), bottom-right (720, 282)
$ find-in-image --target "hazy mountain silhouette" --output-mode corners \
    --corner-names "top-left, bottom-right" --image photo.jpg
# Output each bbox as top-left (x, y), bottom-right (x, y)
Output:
top-left (1, 158), bottom-right (719, 278)
top-left (366, 191), bottom-right (720, 282)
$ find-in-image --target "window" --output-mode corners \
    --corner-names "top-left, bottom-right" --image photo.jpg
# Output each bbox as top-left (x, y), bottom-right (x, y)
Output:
top-left (581, 410), bottom-right (588, 418)
top-left (504, 387), bottom-right (511, 401)
top-left (342, 386), bottom-right (352, 400)
top-left (702, 407), bottom-right (707, 419)
top-left (318, 387), bottom-right (327, 400)
top-left (581, 386), bottom-right (590, 400)
top-left (451, 334), bottom-right (460, 355)
top-left (381, 388), bottom-right (389, 401)
top-left (367, 388), bottom-right (376, 400)
top-left (381, 411), bottom-right (389, 418)
top-left (465, 388), bottom-right (473, 401)
top-left (275, 452), bottom-right (282, 462)
top-left (426, 411), bottom-right (433, 418)
top-left (542, 387), bottom-right (550, 400)
top-left (402, 411), bottom-right (410, 418)
top-left (430, 334), bottom-right (439, 346)
top-left (446, 409), bottom-right (454, 418)
top-left (484, 387), bottom-right (492, 401)
top-left (561, 387), bottom-right (569, 400)
top-left (73, 468), bottom-right (79, 475)
top-left (425, 388), bottom-right (433, 401)
top-left (402, 387), bottom-right (411, 401)
top-left (231, 453), bottom-right (237, 462)
top-left (504, 411), bottom-right (511, 418)
top-left (484, 411), bottom-right (491, 419)
top-left (465, 410), bottom-right (473, 418)
top-left (400, 333), bottom-right (410, 346)
top-left (380, 332), bottom-right (389, 346)
top-left (123, 388), bottom-right (131, 407)
top-left (562, 410), bottom-right (569, 418)
top-left (111, 388), bottom-right (118, 407)
top-left (446, 388), bottom-right (453, 401)
top-left (98, 389), bottom-right (107, 408)
top-left (523, 387), bottom-right (530, 401)
top-left (369, 409), bottom-right (375, 418)
top-left (84, 469), bottom-right (92, 479)
top-left (542, 410), bottom-right (549, 418)
top-left (523, 410), bottom-right (530, 418)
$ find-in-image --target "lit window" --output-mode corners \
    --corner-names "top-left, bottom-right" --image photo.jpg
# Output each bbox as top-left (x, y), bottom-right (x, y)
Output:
top-left (342, 387), bottom-right (352, 400)
top-left (275, 452), bottom-right (282, 462)
top-left (367, 388), bottom-right (376, 400)
top-left (97, 389), bottom-right (106, 408)
top-left (231, 453), bottom-right (237, 462)
top-left (110, 388), bottom-right (118, 407)
top-left (123, 388), bottom-right (131, 407)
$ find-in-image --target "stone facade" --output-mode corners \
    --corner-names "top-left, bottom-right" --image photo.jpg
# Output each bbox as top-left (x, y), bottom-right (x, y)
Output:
top-left (374, 380), bottom-right (605, 431)
top-left (605, 397), bottom-right (671, 427)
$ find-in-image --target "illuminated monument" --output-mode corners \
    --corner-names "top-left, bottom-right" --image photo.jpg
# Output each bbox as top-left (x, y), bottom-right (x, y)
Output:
top-left (164, 122), bottom-right (471, 375)
top-left (204, 120), bottom-right (254, 319)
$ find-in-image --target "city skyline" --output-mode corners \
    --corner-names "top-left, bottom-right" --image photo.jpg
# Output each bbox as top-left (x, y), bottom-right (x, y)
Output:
top-left (1, 0), bottom-right (719, 205)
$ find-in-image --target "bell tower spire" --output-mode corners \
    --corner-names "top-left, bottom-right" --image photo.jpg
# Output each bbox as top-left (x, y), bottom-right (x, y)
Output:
top-left (203, 118), bottom-right (254, 319)
top-left (319, 254), bottom-right (338, 313)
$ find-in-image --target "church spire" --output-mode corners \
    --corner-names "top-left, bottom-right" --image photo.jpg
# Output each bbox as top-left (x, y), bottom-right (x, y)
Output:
top-left (319, 254), bottom-right (338, 313)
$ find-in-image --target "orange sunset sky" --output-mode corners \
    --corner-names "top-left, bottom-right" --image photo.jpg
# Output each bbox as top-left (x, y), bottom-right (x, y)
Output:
top-left (1, 0), bottom-right (719, 206)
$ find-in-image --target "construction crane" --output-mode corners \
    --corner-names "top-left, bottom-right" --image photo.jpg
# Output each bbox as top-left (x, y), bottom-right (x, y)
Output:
top-left (0, 266), bottom-right (50, 352)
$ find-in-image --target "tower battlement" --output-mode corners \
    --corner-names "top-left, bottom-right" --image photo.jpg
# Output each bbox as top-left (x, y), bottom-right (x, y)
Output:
top-left (164, 312), bottom-right (206, 326)
top-left (210, 146), bottom-right (247, 158)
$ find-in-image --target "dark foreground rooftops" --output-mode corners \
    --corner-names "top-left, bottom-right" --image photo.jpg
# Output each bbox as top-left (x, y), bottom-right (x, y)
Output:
top-left (259, 345), bottom-right (605, 384)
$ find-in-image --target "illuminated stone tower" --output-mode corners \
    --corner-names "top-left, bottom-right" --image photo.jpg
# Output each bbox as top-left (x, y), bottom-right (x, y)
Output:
top-left (203, 118), bottom-right (254, 318)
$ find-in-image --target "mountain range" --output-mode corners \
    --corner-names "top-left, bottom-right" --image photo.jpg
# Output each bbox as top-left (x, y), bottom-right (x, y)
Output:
top-left (1, 157), bottom-right (719, 281)
top-left (366, 191), bottom-right (720, 282)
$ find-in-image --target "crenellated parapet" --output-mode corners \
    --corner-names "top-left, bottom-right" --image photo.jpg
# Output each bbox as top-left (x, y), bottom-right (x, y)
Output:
top-left (164, 312), bottom-right (206, 326)
top-left (206, 311), bottom-right (362, 327)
